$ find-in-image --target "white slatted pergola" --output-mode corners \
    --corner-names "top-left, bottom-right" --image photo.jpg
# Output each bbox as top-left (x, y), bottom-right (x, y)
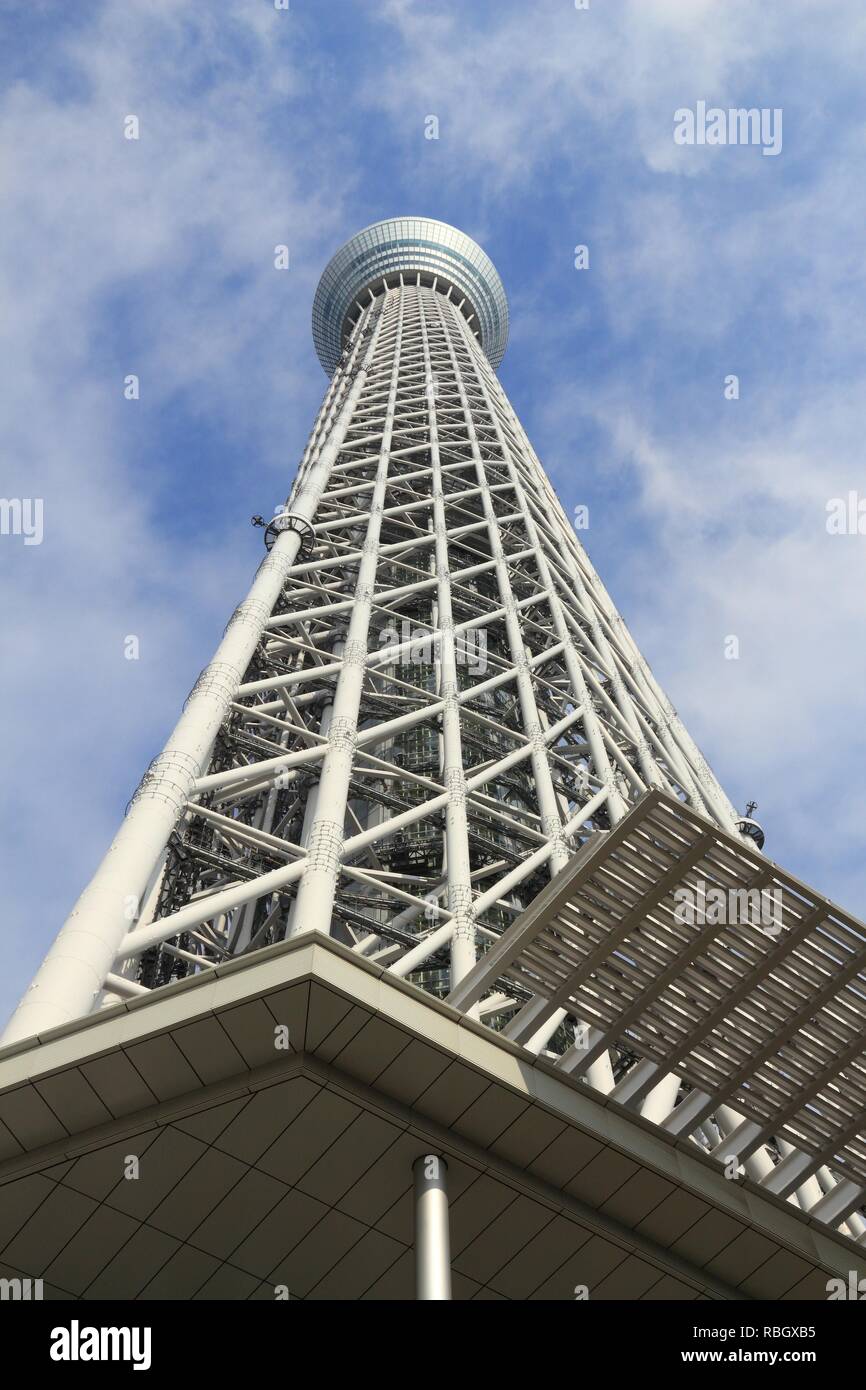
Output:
top-left (448, 788), bottom-right (866, 1241)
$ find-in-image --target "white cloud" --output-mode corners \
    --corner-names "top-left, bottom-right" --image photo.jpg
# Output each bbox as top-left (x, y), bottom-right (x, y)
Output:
top-left (4, 0), bottom-right (866, 1033)
top-left (367, 0), bottom-right (866, 916)
top-left (0, 0), bottom-right (353, 1025)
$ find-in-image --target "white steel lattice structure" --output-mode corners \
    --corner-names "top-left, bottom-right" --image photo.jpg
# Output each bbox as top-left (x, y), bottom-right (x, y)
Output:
top-left (10, 219), bottom-right (861, 1262)
top-left (6, 217), bottom-right (862, 1251)
top-left (8, 214), bottom-right (866, 1262)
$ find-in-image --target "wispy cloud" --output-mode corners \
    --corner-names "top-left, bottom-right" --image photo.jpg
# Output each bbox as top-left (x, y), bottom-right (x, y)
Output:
top-left (0, 0), bottom-right (354, 1021)
top-left (366, 0), bottom-right (866, 910)
top-left (3, 0), bottom-right (866, 1026)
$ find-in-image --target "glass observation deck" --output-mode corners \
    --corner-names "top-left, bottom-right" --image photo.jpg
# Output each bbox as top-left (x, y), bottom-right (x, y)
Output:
top-left (311, 216), bottom-right (509, 375)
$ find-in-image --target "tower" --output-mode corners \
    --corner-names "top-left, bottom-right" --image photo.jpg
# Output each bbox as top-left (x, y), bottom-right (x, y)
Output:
top-left (2, 221), bottom-right (864, 1301)
top-left (3, 217), bottom-right (740, 1048)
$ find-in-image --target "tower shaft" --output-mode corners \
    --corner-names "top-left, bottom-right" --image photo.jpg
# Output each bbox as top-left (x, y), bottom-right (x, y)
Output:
top-left (4, 241), bottom-right (737, 1047)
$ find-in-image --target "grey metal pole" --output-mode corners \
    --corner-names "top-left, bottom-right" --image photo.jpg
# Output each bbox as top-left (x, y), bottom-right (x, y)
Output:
top-left (413, 1155), bottom-right (451, 1300)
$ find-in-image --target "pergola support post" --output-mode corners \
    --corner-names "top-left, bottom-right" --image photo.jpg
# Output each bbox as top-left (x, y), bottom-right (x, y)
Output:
top-left (413, 1155), bottom-right (451, 1300)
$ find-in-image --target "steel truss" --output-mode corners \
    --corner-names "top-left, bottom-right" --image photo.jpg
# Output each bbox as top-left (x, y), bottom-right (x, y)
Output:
top-left (7, 220), bottom-right (859, 1245)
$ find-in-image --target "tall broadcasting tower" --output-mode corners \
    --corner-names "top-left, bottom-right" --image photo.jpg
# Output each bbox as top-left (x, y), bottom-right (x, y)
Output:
top-left (3, 221), bottom-right (865, 1301)
top-left (4, 218), bottom-right (741, 1047)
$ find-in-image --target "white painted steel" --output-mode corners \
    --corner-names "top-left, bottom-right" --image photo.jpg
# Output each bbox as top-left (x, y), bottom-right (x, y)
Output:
top-left (413, 1155), bottom-right (452, 1300)
top-left (9, 221), bottom-right (835, 1240)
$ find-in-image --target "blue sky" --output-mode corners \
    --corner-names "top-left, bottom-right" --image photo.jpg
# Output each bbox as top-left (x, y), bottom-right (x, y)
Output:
top-left (2, 0), bottom-right (866, 1028)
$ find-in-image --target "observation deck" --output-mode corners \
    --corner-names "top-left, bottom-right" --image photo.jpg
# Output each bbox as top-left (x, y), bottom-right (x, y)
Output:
top-left (312, 216), bottom-right (509, 376)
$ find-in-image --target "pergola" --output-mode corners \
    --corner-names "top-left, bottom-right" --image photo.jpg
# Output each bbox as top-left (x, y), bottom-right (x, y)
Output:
top-left (0, 792), bottom-right (863, 1300)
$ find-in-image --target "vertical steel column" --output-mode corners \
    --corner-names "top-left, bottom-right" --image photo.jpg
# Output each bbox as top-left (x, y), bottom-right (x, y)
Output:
top-left (413, 1154), bottom-right (452, 1301)
top-left (491, 372), bottom-right (739, 829)
top-left (289, 288), bottom-right (403, 937)
top-left (452, 308), bottom-right (629, 834)
top-left (446, 303), bottom-right (620, 1068)
top-left (1, 302), bottom-right (381, 1044)
top-left (432, 301), bottom-right (579, 993)
top-left (419, 291), bottom-right (477, 987)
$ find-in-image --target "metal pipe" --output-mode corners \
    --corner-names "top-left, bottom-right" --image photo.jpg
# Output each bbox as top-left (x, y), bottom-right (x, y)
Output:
top-left (413, 1154), bottom-right (451, 1301)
